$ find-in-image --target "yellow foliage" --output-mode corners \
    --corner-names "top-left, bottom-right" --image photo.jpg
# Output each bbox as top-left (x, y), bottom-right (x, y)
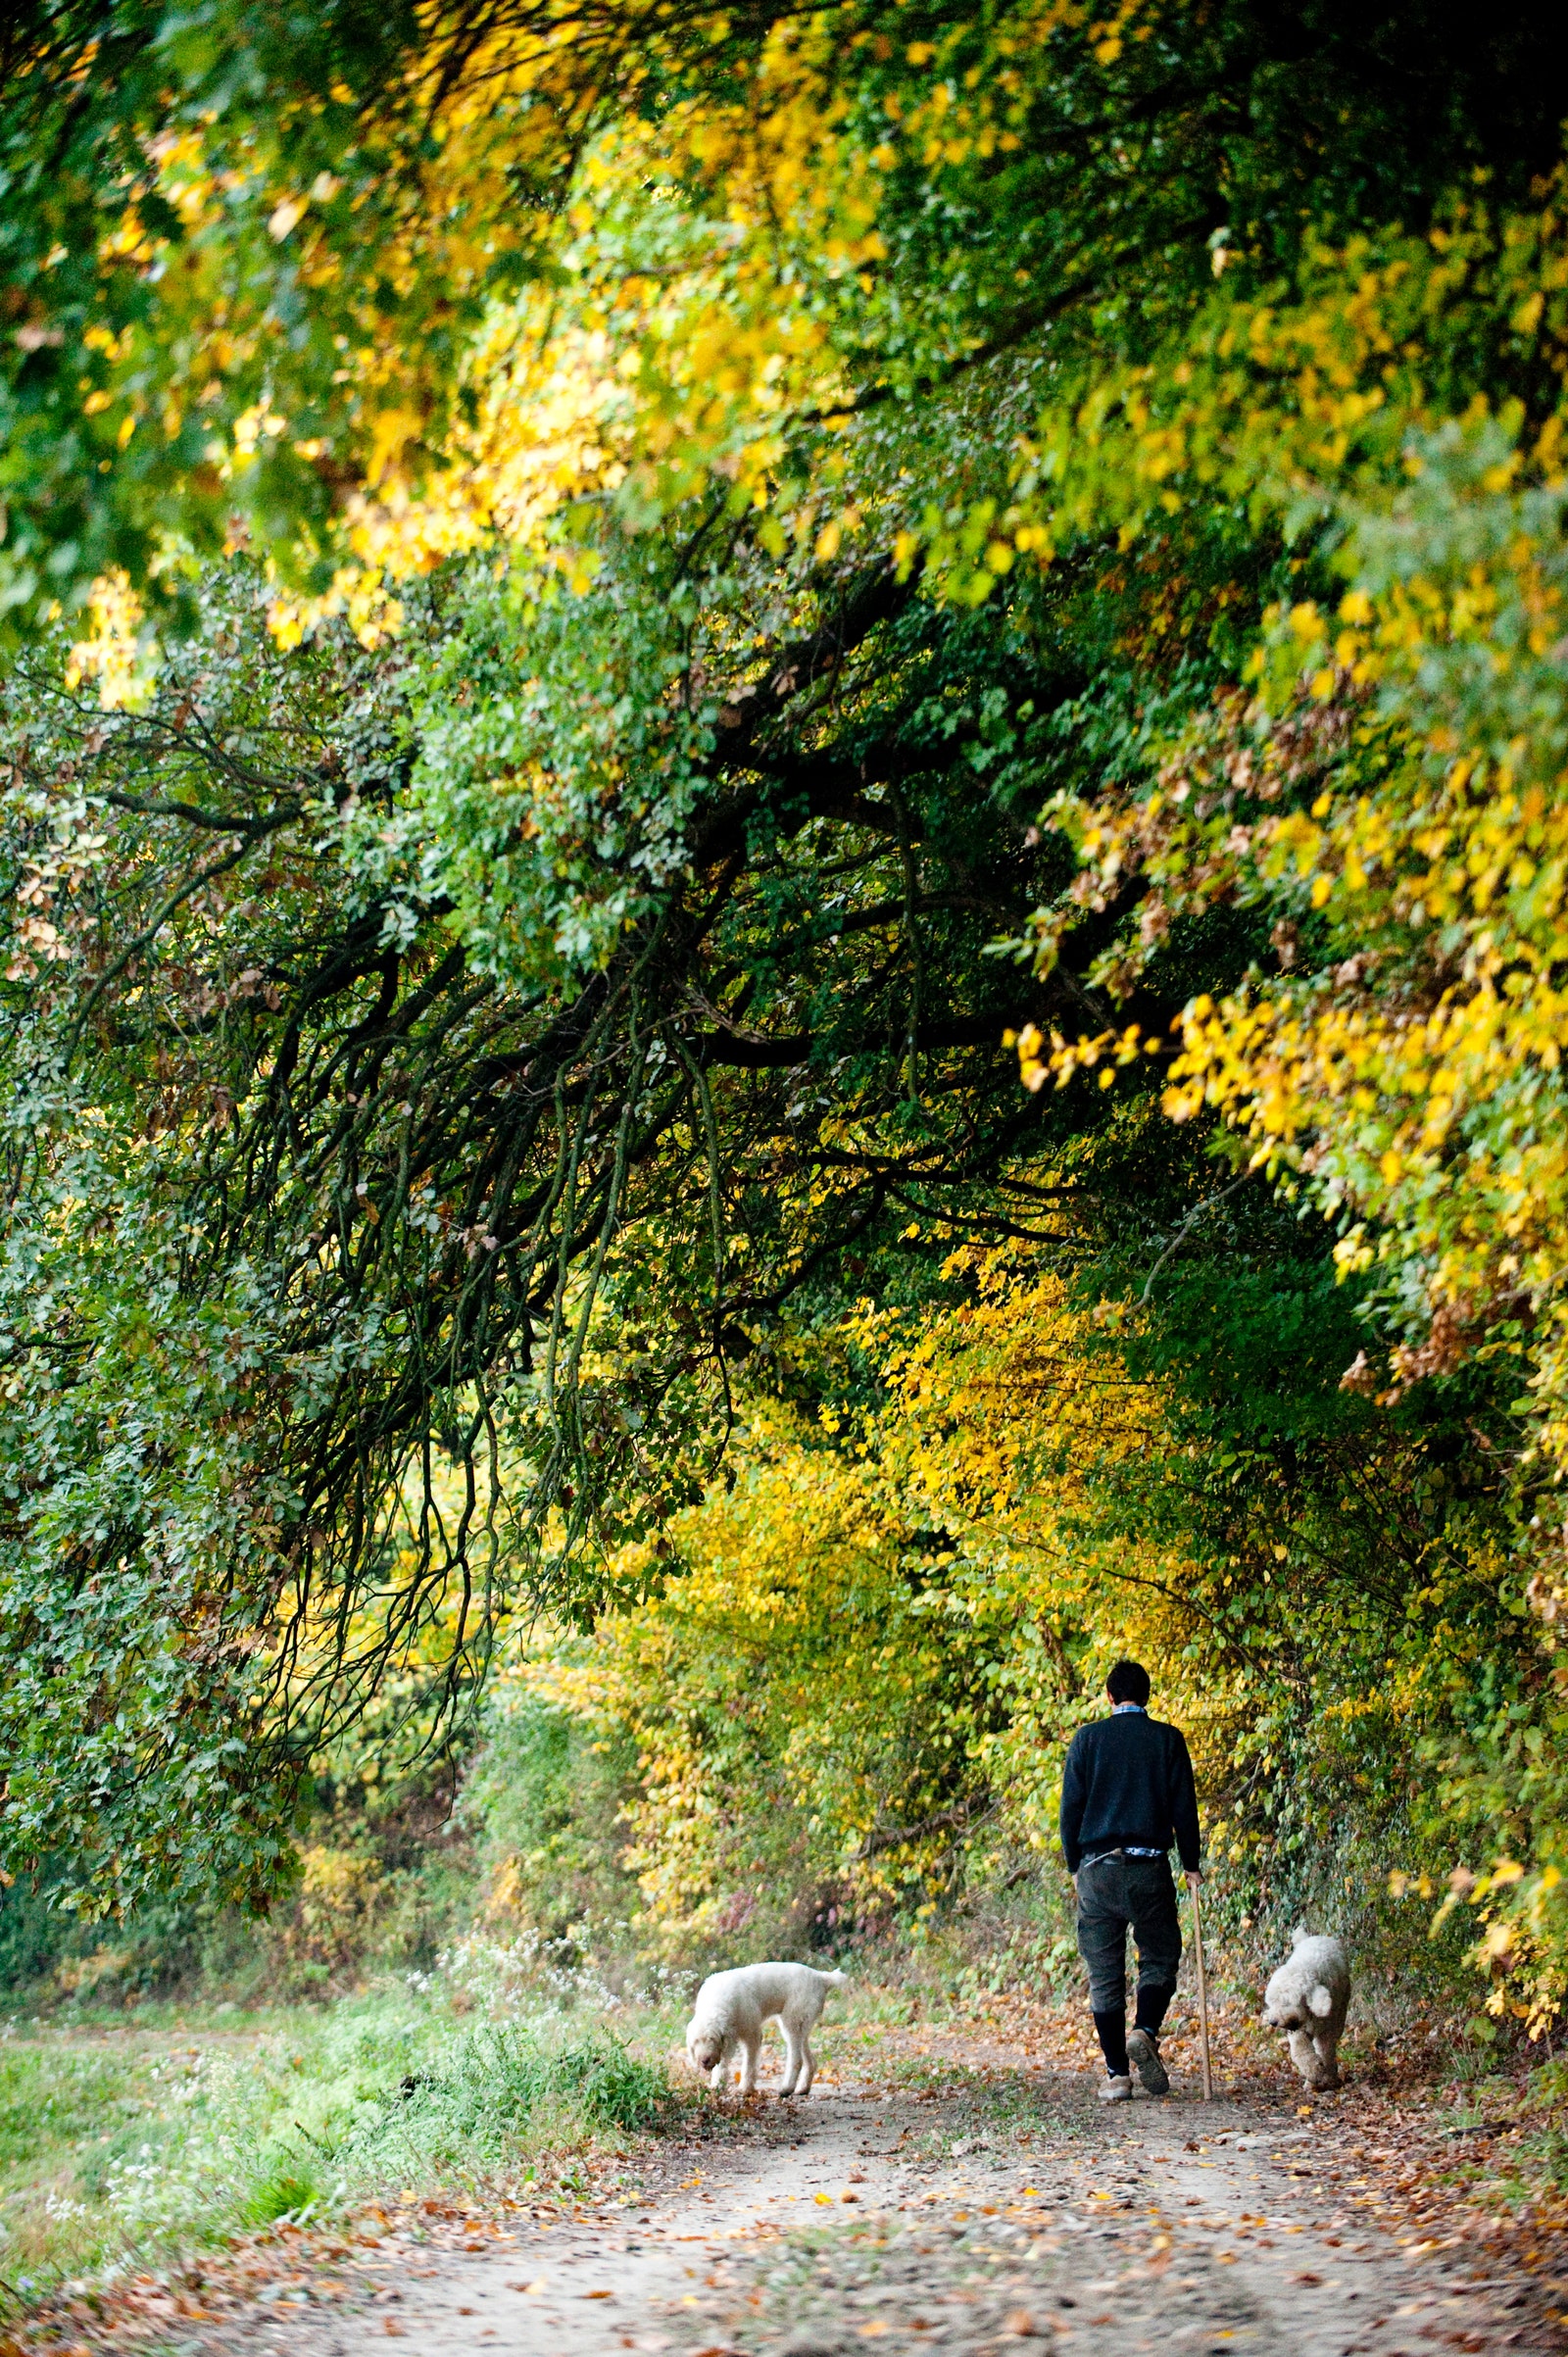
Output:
top-left (61, 571), bottom-right (158, 712)
top-left (54, 1947), bottom-right (133, 1997)
top-left (517, 1258), bottom-right (1244, 1943)
top-left (280, 1843), bottom-right (385, 1968)
top-left (1014, 190), bottom-right (1568, 1464)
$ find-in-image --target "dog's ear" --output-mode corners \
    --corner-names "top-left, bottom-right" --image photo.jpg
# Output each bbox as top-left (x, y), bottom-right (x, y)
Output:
top-left (1308, 1983), bottom-right (1335, 2017)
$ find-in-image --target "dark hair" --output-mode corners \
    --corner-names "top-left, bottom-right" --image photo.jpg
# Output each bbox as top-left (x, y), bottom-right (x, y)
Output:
top-left (1106, 1658), bottom-right (1151, 1706)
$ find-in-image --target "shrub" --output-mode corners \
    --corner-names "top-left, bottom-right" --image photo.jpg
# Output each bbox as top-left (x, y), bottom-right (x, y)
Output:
top-left (341, 2019), bottom-right (668, 2178)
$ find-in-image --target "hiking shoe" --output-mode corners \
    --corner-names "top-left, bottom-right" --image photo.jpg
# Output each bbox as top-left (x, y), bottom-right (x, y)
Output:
top-left (1098, 2072), bottom-right (1132, 2102)
top-left (1127, 2028), bottom-right (1170, 2095)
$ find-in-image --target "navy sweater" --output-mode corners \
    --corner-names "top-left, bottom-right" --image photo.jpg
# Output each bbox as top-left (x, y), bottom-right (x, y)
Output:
top-left (1058, 1710), bottom-right (1200, 1873)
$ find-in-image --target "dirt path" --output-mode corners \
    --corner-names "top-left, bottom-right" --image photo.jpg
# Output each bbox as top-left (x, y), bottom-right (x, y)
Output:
top-left (185, 2040), bottom-right (1555, 2357)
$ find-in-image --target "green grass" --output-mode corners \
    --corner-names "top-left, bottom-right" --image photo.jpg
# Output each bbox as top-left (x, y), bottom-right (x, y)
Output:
top-left (0, 1962), bottom-right (1026, 2301)
top-left (0, 1993), bottom-right (676, 2298)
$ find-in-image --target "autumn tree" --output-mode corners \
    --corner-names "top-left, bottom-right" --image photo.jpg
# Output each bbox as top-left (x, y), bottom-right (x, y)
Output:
top-left (2, 0), bottom-right (1567, 1969)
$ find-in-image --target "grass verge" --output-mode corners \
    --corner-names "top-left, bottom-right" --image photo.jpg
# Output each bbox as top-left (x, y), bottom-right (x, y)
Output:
top-left (0, 1992), bottom-right (677, 2301)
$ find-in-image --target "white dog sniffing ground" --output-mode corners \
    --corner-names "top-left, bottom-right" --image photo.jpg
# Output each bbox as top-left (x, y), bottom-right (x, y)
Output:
top-left (685, 1962), bottom-right (847, 2096)
top-left (1263, 1927), bottom-right (1350, 2089)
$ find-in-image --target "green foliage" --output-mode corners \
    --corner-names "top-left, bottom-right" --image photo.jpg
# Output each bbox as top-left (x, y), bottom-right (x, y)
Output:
top-left (3, 0), bottom-right (1568, 2036)
top-left (0, 547), bottom-right (1092, 1902)
top-left (240, 2165), bottom-right (322, 2227)
top-left (402, 548), bottom-right (727, 986)
top-left (0, 0), bottom-right (584, 636)
top-left (0, 1995), bottom-right (672, 2290)
top-left (342, 2020), bottom-right (668, 2179)
top-left (4, 0), bottom-right (1564, 626)
top-left (464, 1689), bottom-right (640, 1942)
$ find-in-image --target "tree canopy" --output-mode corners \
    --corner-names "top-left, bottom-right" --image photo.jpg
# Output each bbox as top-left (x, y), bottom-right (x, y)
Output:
top-left (4, 0), bottom-right (1568, 2009)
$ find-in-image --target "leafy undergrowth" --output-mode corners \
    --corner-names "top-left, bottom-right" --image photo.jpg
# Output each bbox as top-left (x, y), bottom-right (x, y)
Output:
top-left (0, 1990), bottom-right (679, 2324)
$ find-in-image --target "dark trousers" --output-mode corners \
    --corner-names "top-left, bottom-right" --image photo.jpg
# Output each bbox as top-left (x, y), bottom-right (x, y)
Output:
top-left (1076, 1851), bottom-right (1182, 2066)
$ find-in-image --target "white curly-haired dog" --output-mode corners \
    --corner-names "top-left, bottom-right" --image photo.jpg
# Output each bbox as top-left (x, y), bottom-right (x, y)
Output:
top-left (685, 1962), bottom-right (847, 2097)
top-left (1264, 1927), bottom-right (1350, 2089)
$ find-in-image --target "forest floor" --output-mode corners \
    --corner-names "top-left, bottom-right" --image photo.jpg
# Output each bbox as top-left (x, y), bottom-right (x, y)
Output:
top-left (16, 1999), bottom-right (1568, 2357)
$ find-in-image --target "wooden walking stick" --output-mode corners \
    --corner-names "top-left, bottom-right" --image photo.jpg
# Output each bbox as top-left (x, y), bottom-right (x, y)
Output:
top-left (1189, 1875), bottom-right (1213, 2101)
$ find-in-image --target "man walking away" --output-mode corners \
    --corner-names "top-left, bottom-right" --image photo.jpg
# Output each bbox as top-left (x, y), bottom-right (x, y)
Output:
top-left (1059, 1658), bottom-right (1201, 2101)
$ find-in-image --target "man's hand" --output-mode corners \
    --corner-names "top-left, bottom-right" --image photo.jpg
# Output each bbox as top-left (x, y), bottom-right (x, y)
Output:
top-left (1185, 1870), bottom-right (1203, 1890)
